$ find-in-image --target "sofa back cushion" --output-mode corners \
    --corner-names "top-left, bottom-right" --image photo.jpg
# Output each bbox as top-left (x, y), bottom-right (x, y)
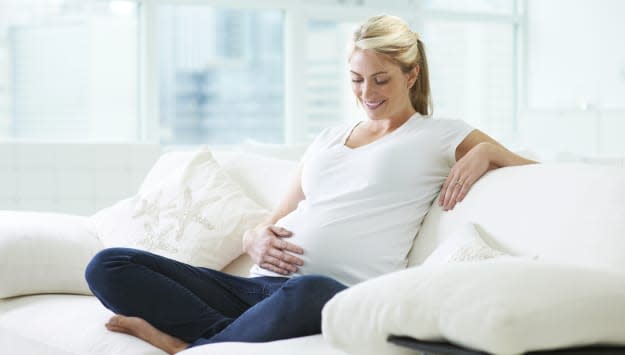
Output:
top-left (214, 151), bottom-right (300, 211)
top-left (409, 163), bottom-right (625, 271)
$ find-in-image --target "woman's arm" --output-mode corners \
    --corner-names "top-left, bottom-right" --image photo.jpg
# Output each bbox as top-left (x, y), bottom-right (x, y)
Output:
top-left (439, 129), bottom-right (538, 211)
top-left (242, 165), bottom-right (306, 275)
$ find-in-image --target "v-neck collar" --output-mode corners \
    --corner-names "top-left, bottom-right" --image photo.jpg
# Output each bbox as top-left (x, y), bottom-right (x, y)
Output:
top-left (342, 113), bottom-right (421, 151)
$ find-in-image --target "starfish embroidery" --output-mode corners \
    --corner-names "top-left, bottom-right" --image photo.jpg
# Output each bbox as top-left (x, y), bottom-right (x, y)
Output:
top-left (132, 190), bottom-right (176, 225)
top-left (447, 245), bottom-right (505, 263)
top-left (164, 186), bottom-right (219, 241)
top-left (137, 222), bottom-right (178, 253)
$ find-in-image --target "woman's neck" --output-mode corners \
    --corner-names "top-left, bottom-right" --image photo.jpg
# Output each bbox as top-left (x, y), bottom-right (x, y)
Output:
top-left (363, 108), bottom-right (417, 135)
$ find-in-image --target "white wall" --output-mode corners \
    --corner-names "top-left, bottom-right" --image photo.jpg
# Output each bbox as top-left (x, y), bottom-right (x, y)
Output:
top-left (520, 0), bottom-right (625, 158)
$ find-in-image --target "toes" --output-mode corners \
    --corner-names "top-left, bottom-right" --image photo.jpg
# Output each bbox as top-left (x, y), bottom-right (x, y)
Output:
top-left (106, 315), bottom-right (124, 327)
top-left (106, 316), bottom-right (126, 333)
top-left (106, 324), bottom-right (125, 333)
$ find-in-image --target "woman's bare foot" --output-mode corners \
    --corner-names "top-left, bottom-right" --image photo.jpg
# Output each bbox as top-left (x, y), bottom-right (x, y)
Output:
top-left (106, 315), bottom-right (189, 354)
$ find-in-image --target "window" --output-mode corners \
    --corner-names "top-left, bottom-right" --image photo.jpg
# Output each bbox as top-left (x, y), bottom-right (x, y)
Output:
top-left (423, 21), bottom-right (516, 138)
top-left (1, 1), bottom-right (522, 145)
top-left (0, 0), bottom-right (139, 141)
top-left (421, 0), bottom-right (517, 15)
top-left (156, 5), bottom-right (284, 145)
top-left (295, 3), bottom-right (520, 142)
top-left (302, 20), bottom-right (360, 141)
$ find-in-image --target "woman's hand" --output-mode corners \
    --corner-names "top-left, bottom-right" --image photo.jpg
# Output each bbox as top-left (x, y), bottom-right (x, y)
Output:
top-left (439, 142), bottom-right (492, 211)
top-left (242, 224), bottom-right (304, 275)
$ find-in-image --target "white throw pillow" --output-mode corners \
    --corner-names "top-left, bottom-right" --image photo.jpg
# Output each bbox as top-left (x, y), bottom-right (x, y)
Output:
top-left (0, 211), bottom-right (102, 298)
top-left (91, 148), bottom-right (269, 269)
top-left (422, 223), bottom-right (507, 266)
top-left (323, 260), bottom-right (625, 355)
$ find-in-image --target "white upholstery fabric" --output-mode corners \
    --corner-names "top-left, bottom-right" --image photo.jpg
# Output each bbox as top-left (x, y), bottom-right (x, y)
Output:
top-left (3, 151), bottom-right (625, 355)
top-left (410, 163), bottom-right (625, 271)
top-left (181, 335), bottom-right (347, 355)
top-left (237, 139), bottom-right (308, 162)
top-left (322, 260), bottom-right (625, 355)
top-left (92, 148), bottom-right (269, 270)
top-left (0, 295), bottom-right (164, 355)
top-left (0, 294), bottom-right (342, 355)
top-left (217, 151), bottom-right (300, 211)
top-left (0, 211), bottom-right (102, 298)
top-left (324, 163), bottom-right (625, 355)
top-left (422, 222), bottom-right (507, 266)
top-left (222, 253), bottom-right (255, 277)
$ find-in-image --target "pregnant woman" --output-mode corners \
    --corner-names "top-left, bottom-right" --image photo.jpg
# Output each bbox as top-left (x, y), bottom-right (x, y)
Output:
top-left (85, 14), bottom-right (535, 354)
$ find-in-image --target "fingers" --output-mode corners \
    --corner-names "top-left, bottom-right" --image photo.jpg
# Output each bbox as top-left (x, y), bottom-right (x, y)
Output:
top-left (439, 175), bottom-right (457, 210)
top-left (440, 173), bottom-right (469, 211)
top-left (268, 248), bottom-right (304, 267)
top-left (254, 226), bottom-right (304, 275)
top-left (263, 255), bottom-right (298, 274)
top-left (269, 225), bottom-right (293, 237)
top-left (260, 243), bottom-right (303, 275)
top-left (271, 236), bottom-right (304, 255)
top-left (445, 181), bottom-right (462, 210)
top-left (456, 176), bottom-right (474, 203)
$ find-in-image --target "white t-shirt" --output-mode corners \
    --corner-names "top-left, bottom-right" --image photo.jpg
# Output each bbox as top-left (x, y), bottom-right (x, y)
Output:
top-left (250, 113), bottom-right (474, 286)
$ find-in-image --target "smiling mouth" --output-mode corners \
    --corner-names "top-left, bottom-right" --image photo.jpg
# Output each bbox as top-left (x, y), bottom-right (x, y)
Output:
top-left (364, 100), bottom-right (386, 110)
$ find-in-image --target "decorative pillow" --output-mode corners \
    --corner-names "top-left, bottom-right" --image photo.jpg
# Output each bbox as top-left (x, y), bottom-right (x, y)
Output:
top-left (91, 147), bottom-right (269, 269)
top-left (0, 211), bottom-right (102, 298)
top-left (322, 260), bottom-right (625, 355)
top-left (422, 223), bottom-right (507, 266)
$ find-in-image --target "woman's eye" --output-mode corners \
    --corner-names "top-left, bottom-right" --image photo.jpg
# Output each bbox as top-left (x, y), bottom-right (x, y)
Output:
top-left (351, 78), bottom-right (363, 83)
top-left (376, 79), bottom-right (389, 85)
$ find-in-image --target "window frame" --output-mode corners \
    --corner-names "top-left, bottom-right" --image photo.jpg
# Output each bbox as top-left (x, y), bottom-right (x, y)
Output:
top-left (139, 0), bottom-right (525, 146)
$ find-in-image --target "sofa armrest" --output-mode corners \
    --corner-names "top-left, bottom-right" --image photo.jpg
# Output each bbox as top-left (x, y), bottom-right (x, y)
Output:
top-left (0, 211), bottom-right (103, 299)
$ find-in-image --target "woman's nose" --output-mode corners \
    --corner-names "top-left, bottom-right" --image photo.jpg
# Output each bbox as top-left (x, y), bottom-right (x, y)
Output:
top-left (361, 80), bottom-right (374, 98)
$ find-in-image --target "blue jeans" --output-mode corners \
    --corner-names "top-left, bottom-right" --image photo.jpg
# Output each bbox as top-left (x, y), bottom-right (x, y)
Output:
top-left (84, 247), bottom-right (347, 347)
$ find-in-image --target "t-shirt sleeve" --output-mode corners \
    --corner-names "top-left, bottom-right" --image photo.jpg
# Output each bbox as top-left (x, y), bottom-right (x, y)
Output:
top-left (438, 119), bottom-right (475, 167)
top-left (300, 124), bottom-right (348, 165)
top-left (300, 130), bottom-right (328, 165)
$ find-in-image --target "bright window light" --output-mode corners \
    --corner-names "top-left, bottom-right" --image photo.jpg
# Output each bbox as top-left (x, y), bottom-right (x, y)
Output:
top-left (109, 1), bottom-right (136, 17)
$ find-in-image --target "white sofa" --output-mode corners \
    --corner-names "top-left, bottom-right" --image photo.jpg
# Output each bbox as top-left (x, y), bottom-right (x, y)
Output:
top-left (1, 146), bottom-right (625, 355)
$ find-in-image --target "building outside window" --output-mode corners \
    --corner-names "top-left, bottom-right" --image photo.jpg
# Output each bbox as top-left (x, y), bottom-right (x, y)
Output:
top-left (157, 5), bottom-right (284, 145)
top-left (0, 0), bottom-right (138, 141)
top-left (1, 0), bottom-right (520, 146)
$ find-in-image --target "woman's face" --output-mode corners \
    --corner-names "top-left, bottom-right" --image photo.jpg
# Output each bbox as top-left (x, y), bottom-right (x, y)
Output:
top-left (349, 49), bottom-right (417, 121)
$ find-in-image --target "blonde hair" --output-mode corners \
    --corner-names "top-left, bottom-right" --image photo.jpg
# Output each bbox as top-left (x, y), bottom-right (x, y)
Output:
top-left (350, 15), bottom-right (432, 116)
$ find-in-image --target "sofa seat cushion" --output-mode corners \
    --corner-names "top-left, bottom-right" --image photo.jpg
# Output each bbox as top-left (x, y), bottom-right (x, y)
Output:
top-left (322, 259), bottom-right (625, 355)
top-left (181, 334), bottom-right (347, 355)
top-left (0, 295), bottom-right (164, 355)
top-left (0, 295), bottom-right (344, 355)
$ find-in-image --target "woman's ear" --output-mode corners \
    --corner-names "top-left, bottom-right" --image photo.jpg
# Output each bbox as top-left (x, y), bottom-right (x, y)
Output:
top-left (407, 65), bottom-right (419, 88)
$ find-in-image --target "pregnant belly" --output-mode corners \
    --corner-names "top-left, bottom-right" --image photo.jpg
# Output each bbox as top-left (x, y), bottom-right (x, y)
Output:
top-left (275, 208), bottom-right (374, 285)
